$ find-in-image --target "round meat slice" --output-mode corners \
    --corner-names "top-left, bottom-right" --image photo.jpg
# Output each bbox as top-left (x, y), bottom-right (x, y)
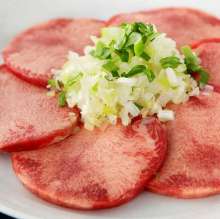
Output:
top-left (3, 18), bottom-right (105, 86)
top-left (0, 65), bottom-right (78, 152)
top-left (192, 38), bottom-right (220, 88)
top-left (107, 8), bottom-right (220, 47)
top-left (12, 117), bottom-right (167, 209)
top-left (147, 92), bottom-right (220, 198)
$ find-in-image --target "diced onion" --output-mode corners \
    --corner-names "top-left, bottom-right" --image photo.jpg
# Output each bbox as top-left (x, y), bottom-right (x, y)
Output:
top-left (158, 109), bottom-right (175, 122)
top-left (52, 25), bottom-right (199, 129)
top-left (165, 68), bottom-right (179, 87)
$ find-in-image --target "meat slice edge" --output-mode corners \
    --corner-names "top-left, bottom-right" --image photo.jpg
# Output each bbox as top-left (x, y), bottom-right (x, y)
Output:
top-left (12, 117), bottom-right (167, 209)
top-left (2, 18), bottom-right (105, 87)
top-left (192, 38), bottom-right (220, 88)
top-left (0, 65), bottom-right (78, 152)
top-left (107, 7), bottom-right (220, 47)
top-left (147, 92), bottom-right (220, 198)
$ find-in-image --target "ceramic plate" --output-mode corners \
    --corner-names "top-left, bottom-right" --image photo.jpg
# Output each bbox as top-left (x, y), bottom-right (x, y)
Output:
top-left (1, 0), bottom-right (220, 218)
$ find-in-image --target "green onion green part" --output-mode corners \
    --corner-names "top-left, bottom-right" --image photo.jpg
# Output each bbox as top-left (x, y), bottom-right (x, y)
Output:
top-left (48, 79), bottom-right (56, 88)
top-left (58, 91), bottom-right (66, 107)
top-left (160, 56), bottom-right (181, 69)
top-left (49, 22), bottom-right (210, 129)
top-left (181, 45), bottom-right (209, 86)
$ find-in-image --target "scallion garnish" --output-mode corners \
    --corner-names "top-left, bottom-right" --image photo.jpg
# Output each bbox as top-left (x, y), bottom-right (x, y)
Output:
top-left (160, 56), bottom-right (181, 69)
top-left (116, 50), bottom-right (129, 62)
top-left (181, 46), bottom-right (209, 86)
top-left (126, 32), bottom-right (142, 48)
top-left (58, 91), bottom-right (66, 107)
top-left (48, 79), bottom-right (57, 88)
top-left (50, 22), bottom-right (206, 129)
top-left (114, 31), bottom-right (127, 50)
top-left (134, 38), bottom-right (144, 56)
top-left (134, 103), bottom-right (143, 110)
top-left (91, 23), bottom-right (158, 70)
top-left (197, 68), bottom-right (209, 86)
top-left (102, 60), bottom-right (119, 78)
top-left (65, 73), bottom-right (83, 89)
top-left (125, 65), bottom-right (146, 77)
top-left (181, 46), bottom-right (199, 71)
top-left (141, 52), bottom-right (151, 61)
top-left (90, 41), bottom-right (111, 59)
top-left (144, 68), bottom-right (155, 82)
top-left (125, 65), bottom-right (155, 82)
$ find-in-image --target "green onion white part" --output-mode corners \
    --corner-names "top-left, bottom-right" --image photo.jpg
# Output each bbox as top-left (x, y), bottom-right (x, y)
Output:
top-left (48, 22), bottom-right (209, 130)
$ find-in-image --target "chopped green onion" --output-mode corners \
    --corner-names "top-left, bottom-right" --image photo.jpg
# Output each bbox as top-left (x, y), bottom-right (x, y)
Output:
top-left (101, 48), bottom-right (111, 59)
top-left (102, 60), bottom-right (118, 73)
top-left (121, 23), bottom-right (142, 36)
top-left (125, 65), bottom-right (155, 81)
top-left (141, 52), bottom-right (151, 61)
top-left (160, 56), bottom-right (181, 69)
top-left (91, 41), bottom-right (104, 56)
top-left (91, 83), bottom-right (98, 92)
top-left (65, 73), bottom-right (82, 89)
top-left (144, 68), bottom-right (155, 82)
top-left (121, 23), bottom-right (134, 36)
top-left (48, 79), bottom-right (56, 88)
top-left (181, 45), bottom-right (209, 86)
top-left (181, 46), bottom-right (199, 71)
top-left (112, 70), bottom-right (119, 77)
top-left (52, 22), bottom-right (202, 129)
top-left (134, 38), bottom-right (144, 56)
top-left (134, 103), bottom-right (143, 110)
top-left (90, 41), bottom-right (111, 59)
top-left (181, 46), bottom-right (199, 65)
top-left (57, 80), bottom-right (64, 90)
top-left (137, 23), bottom-right (154, 35)
top-left (147, 32), bottom-right (160, 42)
top-left (125, 65), bottom-right (146, 77)
top-left (137, 23), bottom-right (159, 42)
top-left (126, 32), bottom-right (142, 47)
top-left (104, 74), bottom-right (114, 81)
top-left (92, 23), bottom-right (159, 63)
top-left (58, 91), bottom-right (66, 107)
top-left (116, 50), bottom-right (129, 62)
top-left (198, 68), bottom-right (209, 86)
top-left (103, 60), bottom-right (119, 77)
top-left (114, 31), bottom-right (127, 50)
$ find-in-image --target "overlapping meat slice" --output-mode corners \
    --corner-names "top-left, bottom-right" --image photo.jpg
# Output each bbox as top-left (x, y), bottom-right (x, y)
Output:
top-left (2, 18), bottom-right (105, 86)
top-left (0, 65), bottom-right (78, 152)
top-left (12, 117), bottom-right (167, 209)
top-left (147, 92), bottom-right (220, 198)
top-left (192, 38), bottom-right (220, 88)
top-left (107, 8), bottom-right (220, 47)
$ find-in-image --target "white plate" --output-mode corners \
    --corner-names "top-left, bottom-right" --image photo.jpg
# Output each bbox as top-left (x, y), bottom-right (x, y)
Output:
top-left (1, 0), bottom-right (220, 218)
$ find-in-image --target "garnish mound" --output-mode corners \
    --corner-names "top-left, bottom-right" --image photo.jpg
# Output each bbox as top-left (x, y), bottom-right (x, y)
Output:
top-left (48, 22), bottom-right (209, 130)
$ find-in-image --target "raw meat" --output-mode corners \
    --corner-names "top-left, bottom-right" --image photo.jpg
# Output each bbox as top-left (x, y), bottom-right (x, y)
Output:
top-left (147, 92), bottom-right (220, 198)
top-left (192, 38), bottom-right (220, 88)
top-left (12, 117), bottom-right (167, 209)
top-left (0, 65), bottom-right (78, 152)
top-left (107, 8), bottom-right (220, 47)
top-left (3, 18), bottom-right (105, 86)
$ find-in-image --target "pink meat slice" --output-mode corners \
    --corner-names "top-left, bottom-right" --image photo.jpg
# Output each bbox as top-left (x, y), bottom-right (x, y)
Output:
top-left (107, 8), bottom-right (220, 47)
top-left (0, 65), bottom-right (78, 152)
top-left (147, 92), bottom-right (220, 198)
top-left (12, 117), bottom-right (167, 209)
top-left (192, 38), bottom-right (220, 88)
top-left (2, 18), bottom-right (105, 86)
